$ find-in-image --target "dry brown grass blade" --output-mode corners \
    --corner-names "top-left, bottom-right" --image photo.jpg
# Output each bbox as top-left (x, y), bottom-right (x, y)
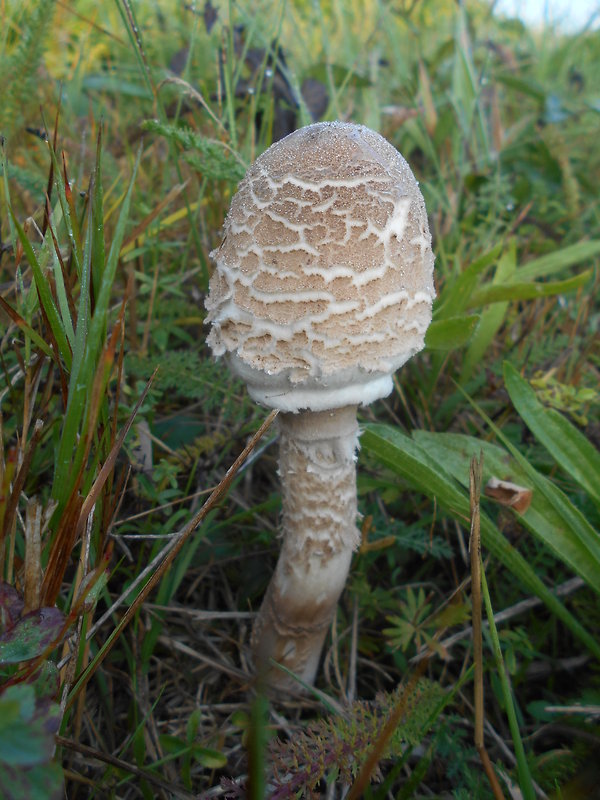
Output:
top-left (55, 736), bottom-right (196, 800)
top-left (470, 453), bottom-right (506, 800)
top-left (346, 658), bottom-right (430, 800)
top-left (0, 440), bottom-right (17, 572)
top-left (41, 495), bottom-right (84, 607)
top-left (42, 99), bottom-right (62, 237)
top-left (54, 0), bottom-right (127, 46)
top-left (76, 364), bottom-right (157, 538)
top-left (0, 295), bottom-right (55, 363)
top-left (1, 418), bottom-right (44, 544)
top-left (66, 409), bottom-right (278, 709)
top-left (24, 497), bottom-right (42, 611)
top-left (99, 309), bottom-right (128, 543)
top-left (120, 181), bottom-right (189, 252)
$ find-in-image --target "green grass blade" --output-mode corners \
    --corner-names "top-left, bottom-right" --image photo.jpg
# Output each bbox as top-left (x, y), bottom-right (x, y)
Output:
top-left (45, 143), bottom-right (83, 280)
top-left (434, 244), bottom-right (503, 320)
top-left (460, 245), bottom-right (516, 382)
top-left (113, 0), bottom-right (155, 98)
top-left (10, 211), bottom-right (72, 370)
top-left (0, 295), bottom-right (53, 357)
top-left (361, 424), bottom-right (600, 658)
top-left (82, 145), bottom-right (141, 380)
top-left (480, 567), bottom-right (536, 800)
top-left (91, 127), bottom-right (106, 301)
top-left (49, 233), bottom-right (75, 347)
top-left (503, 362), bottom-right (600, 508)
top-left (53, 147), bottom-right (140, 505)
top-left (452, 7), bottom-right (489, 158)
top-left (0, 140), bottom-right (17, 249)
top-left (247, 692), bottom-right (268, 800)
top-left (515, 240), bottom-right (600, 283)
top-left (469, 269), bottom-right (592, 306)
top-left (52, 200), bottom-right (94, 504)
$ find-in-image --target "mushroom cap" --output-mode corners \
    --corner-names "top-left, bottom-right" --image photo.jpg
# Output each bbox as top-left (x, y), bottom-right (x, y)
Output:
top-left (206, 121), bottom-right (435, 413)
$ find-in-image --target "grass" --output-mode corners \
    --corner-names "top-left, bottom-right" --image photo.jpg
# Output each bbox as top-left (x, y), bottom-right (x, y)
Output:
top-left (0, 0), bottom-right (599, 797)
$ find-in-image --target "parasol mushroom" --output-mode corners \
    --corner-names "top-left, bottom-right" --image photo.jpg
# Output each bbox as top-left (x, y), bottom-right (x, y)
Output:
top-left (206, 121), bottom-right (435, 691)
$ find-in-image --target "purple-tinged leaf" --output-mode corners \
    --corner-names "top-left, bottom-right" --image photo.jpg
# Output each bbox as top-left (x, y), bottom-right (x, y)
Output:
top-left (27, 661), bottom-right (61, 701)
top-left (0, 608), bottom-right (67, 664)
top-left (0, 685), bottom-right (63, 797)
top-left (0, 583), bottom-right (24, 633)
top-left (0, 762), bottom-right (64, 800)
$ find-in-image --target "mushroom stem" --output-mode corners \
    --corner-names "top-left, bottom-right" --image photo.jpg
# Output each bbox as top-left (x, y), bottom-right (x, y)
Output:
top-left (251, 405), bottom-right (360, 691)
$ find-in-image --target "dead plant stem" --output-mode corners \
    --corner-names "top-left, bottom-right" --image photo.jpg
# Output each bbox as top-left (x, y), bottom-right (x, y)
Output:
top-left (65, 410), bottom-right (278, 708)
top-left (470, 454), bottom-right (505, 800)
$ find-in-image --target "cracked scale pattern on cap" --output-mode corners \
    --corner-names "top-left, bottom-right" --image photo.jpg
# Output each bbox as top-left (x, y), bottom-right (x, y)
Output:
top-left (206, 121), bottom-right (435, 412)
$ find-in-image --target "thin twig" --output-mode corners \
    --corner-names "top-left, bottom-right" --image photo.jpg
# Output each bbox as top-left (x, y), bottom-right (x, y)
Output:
top-left (55, 736), bottom-right (196, 800)
top-left (412, 576), bottom-right (584, 662)
top-left (157, 635), bottom-right (249, 682)
top-left (65, 410), bottom-right (278, 707)
top-left (470, 453), bottom-right (506, 800)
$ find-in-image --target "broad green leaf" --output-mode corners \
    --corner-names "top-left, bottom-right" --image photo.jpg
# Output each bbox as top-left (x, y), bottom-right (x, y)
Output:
top-left (460, 244), bottom-right (515, 382)
top-left (458, 388), bottom-right (600, 594)
top-left (469, 269), bottom-right (591, 306)
top-left (0, 687), bottom-right (63, 797)
top-left (81, 74), bottom-right (153, 98)
top-left (494, 72), bottom-right (546, 101)
top-left (0, 761), bottom-right (63, 800)
top-left (425, 314), bottom-right (479, 350)
top-left (434, 244), bottom-right (503, 320)
top-left (503, 362), bottom-right (600, 507)
top-left (413, 430), bottom-right (600, 594)
top-left (515, 240), bottom-right (600, 283)
top-left (361, 424), bottom-right (600, 659)
top-left (193, 747), bottom-right (228, 769)
top-left (157, 736), bottom-right (227, 767)
top-left (0, 686), bottom-right (60, 766)
top-left (304, 62), bottom-right (371, 89)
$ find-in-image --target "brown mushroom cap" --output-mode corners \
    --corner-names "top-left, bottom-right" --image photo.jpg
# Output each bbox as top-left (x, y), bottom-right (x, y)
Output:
top-left (206, 121), bottom-right (435, 412)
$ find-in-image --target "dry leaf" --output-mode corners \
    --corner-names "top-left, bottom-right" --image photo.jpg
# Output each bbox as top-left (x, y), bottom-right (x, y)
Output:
top-left (484, 477), bottom-right (532, 514)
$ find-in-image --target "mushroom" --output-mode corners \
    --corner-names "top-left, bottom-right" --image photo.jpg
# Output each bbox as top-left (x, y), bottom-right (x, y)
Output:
top-left (206, 121), bottom-right (435, 691)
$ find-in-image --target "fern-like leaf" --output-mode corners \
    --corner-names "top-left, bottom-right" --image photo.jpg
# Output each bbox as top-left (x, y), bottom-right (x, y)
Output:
top-left (0, 0), bottom-right (56, 137)
top-left (141, 120), bottom-right (246, 183)
top-left (267, 679), bottom-right (446, 798)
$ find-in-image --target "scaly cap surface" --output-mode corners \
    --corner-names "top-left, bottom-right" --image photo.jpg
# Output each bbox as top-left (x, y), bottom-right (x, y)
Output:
top-left (206, 121), bottom-right (435, 412)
